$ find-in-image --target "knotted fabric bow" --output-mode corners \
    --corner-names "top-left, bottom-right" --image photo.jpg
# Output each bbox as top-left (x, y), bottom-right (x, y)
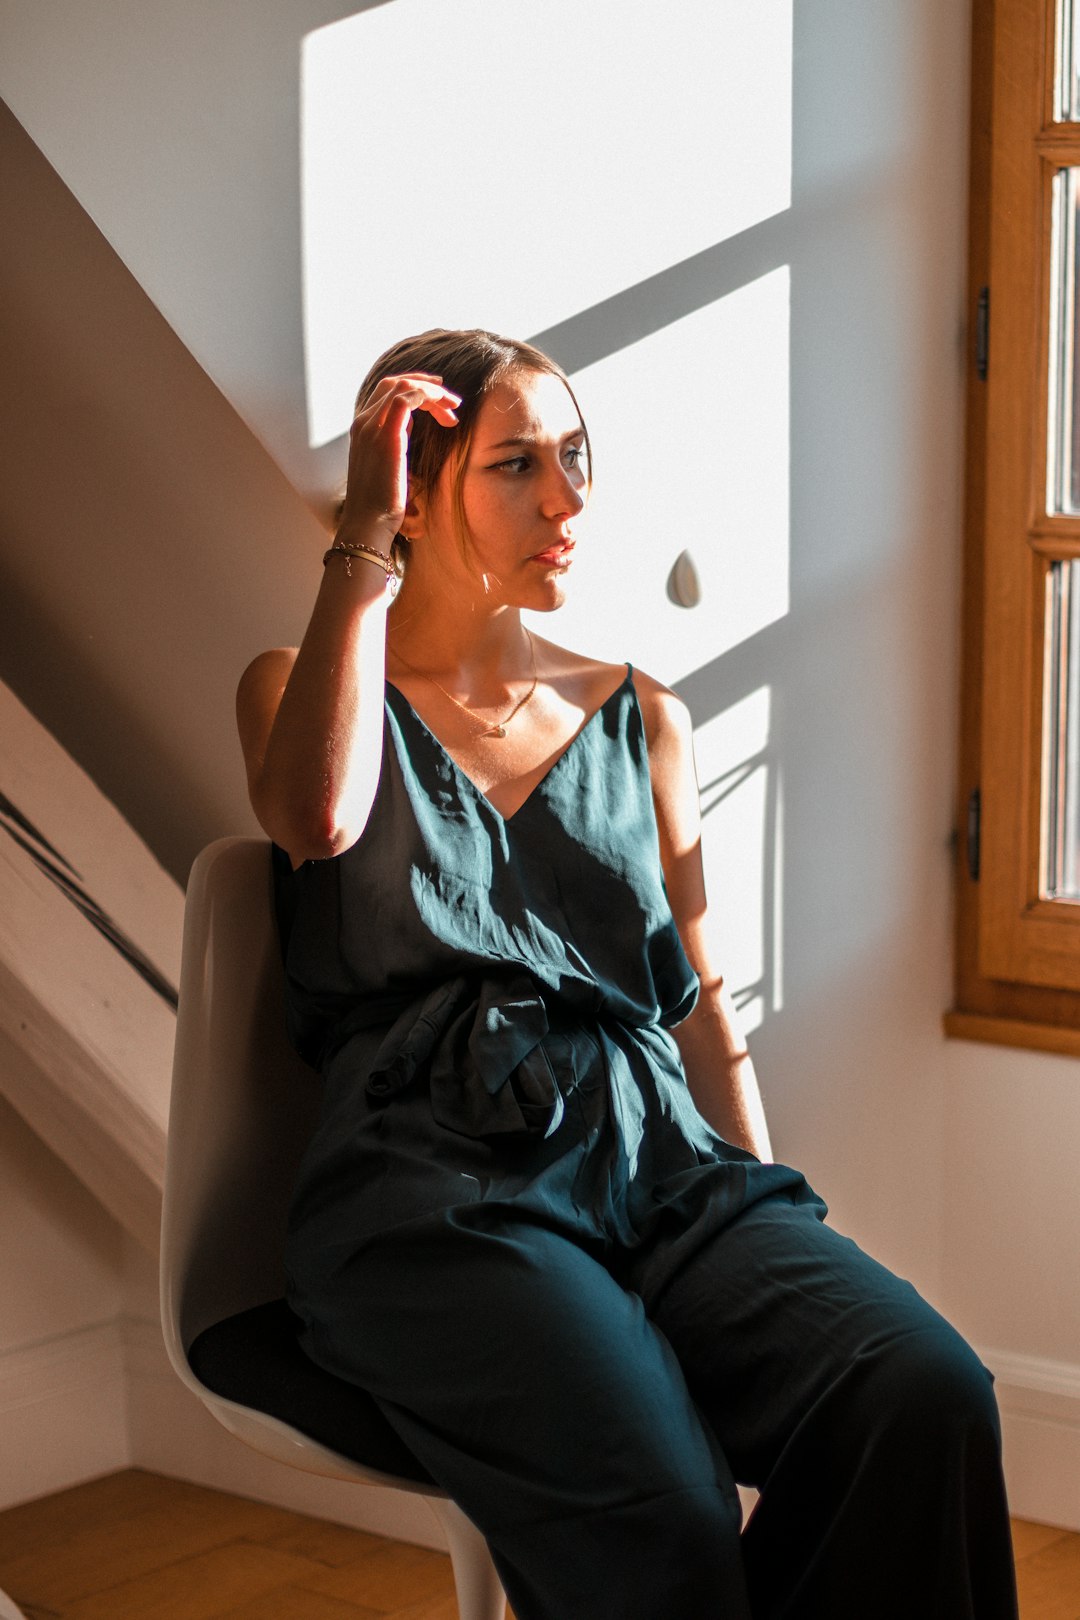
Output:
top-left (363, 971), bottom-right (567, 1140)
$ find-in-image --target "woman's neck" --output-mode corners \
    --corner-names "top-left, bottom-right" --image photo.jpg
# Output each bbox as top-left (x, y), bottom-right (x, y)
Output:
top-left (386, 592), bottom-right (532, 690)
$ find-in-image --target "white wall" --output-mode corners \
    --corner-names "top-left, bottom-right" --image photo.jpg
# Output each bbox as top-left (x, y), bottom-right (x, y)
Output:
top-left (1, 0), bottom-right (1079, 1533)
top-left (0, 1098), bottom-right (127, 1507)
top-left (942, 1046), bottom-right (1080, 1526)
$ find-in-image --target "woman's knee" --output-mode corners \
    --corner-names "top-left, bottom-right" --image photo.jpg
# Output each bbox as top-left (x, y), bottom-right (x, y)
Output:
top-left (857, 1322), bottom-right (1001, 1456)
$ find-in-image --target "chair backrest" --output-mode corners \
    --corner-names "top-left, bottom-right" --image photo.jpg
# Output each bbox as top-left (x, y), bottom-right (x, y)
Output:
top-left (157, 839), bottom-right (544, 1620)
top-left (161, 836), bottom-right (321, 1380)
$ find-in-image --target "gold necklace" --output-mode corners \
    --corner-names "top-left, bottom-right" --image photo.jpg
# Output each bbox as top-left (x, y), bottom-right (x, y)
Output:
top-left (390, 627), bottom-right (538, 738)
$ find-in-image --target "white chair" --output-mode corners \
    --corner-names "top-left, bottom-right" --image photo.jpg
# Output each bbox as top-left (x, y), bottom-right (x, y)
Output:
top-left (160, 835), bottom-right (507, 1620)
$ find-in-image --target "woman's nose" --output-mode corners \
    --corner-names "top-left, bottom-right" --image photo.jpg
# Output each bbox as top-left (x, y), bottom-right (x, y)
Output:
top-left (540, 461), bottom-right (586, 519)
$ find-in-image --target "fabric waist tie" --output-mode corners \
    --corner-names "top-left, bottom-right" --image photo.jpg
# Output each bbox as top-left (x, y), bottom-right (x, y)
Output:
top-left (346, 972), bottom-right (573, 1140)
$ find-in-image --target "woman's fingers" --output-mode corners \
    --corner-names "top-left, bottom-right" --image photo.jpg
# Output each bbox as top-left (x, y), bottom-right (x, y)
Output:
top-left (371, 381), bottom-right (461, 434)
top-left (338, 373), bottom-right (461, 534)
top-left (360, 373), bottom-right (461, 429)
top-left (378, 387), bottom-right (459, 430)
top-left (374, 397), bottom-right (458, 454)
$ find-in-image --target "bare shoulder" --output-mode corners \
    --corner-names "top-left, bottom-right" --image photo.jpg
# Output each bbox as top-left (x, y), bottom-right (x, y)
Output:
top-left (626, 665), bottom-right (693, 758)
top-left (630, 667), bottom-right (701, 863)
top-left (528, 635), bottom-right (633, 710)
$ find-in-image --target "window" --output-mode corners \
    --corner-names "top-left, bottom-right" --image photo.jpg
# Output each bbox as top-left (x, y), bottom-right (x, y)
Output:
top-left (949, 0), bottom-right (1080, 1053)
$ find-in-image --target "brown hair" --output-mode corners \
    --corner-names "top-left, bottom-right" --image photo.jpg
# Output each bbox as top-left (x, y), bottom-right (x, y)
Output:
top-left (347, 328), bottom-right (592, 578)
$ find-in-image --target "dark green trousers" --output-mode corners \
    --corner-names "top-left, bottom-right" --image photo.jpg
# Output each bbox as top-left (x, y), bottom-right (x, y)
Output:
top-left (288, 1041), bottom-right (1018, 1620)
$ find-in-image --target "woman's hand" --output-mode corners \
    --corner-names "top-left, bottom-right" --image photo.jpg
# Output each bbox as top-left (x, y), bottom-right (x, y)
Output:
top-left (337, 372), bottom-right (461, 542)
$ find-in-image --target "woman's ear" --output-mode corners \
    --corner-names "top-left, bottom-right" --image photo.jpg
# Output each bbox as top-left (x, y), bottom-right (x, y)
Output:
top-left (398, 484), bottom-right (425, 540)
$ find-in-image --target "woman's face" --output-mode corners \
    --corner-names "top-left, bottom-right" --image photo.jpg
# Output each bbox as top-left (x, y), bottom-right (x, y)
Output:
top-left (417, 367), bottom-right (588, 606)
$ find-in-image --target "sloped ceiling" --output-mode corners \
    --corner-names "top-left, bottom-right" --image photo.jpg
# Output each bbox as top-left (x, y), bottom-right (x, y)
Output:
top-left (0, 102), bottom-right (327, 882)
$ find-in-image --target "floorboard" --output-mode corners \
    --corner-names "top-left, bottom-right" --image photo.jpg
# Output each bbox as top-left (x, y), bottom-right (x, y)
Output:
top-left (0, 1470), bottom-right (1075, 1617)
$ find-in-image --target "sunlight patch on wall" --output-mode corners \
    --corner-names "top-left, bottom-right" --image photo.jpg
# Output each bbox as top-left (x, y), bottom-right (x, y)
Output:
top-left (300, 0), bottom-right (793, 447)
top-left (541, 268), bottom-right (790, 684)
top-left (692, 686), bottom-right (780, 1035)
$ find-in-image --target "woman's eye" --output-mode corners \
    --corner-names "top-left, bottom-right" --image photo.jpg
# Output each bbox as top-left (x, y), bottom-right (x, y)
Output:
top-left (490, 447), bottom-right (585, 474)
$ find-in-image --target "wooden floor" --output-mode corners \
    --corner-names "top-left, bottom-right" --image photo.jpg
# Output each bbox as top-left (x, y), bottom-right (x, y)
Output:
top-left (0, 1470), bottom-right (1076, 1619)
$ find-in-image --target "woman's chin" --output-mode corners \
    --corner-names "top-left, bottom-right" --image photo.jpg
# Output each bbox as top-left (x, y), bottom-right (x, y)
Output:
top-left (495, 575), bottom-right (570, 614)
top-left (528, 584), bottom-right (569, 614)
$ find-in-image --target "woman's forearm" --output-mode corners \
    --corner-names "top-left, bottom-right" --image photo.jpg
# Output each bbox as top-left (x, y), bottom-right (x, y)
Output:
top-left (245, 556), bottom-right (393, 860)
top-left (672, 984), bottom-right (774, 1162)
top-left (240, 374), bottom-right (460, 864)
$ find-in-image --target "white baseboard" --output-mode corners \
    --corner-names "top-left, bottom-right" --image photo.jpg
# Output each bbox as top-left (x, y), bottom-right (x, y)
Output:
top-left (121, 1315), bottom-right (446, 1550)
top-left (980, 1345), bottom-right (1080, 1532)
top-left (0, 1321), bottom-right (128, 1510)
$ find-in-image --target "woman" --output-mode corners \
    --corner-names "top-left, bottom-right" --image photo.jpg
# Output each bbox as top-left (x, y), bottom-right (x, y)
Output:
top-left (237, 328), bottom-right (1017, 1619)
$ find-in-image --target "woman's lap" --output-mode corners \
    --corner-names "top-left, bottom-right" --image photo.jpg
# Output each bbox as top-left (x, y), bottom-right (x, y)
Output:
top-left (631, 1191), bottom-right (992, 1482)
top-left (295, 1209), bottom-right (752, 1619)
top-left (291, 1174), bottom-right (1016, 1619)
top-left (297, 1210), bottom-right (737, 1521)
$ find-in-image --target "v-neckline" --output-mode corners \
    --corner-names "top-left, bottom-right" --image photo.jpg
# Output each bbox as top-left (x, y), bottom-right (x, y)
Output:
top-left (386, 663), bottom-right (634, 826)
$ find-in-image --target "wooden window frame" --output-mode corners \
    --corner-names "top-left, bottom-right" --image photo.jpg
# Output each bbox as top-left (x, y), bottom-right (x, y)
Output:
top-left (949, 0), bottom-right (1080, 1055)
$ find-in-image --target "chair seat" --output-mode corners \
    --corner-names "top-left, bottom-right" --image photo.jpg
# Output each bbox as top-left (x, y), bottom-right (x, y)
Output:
top-left (188, 1299), bottom-right (437, 1488)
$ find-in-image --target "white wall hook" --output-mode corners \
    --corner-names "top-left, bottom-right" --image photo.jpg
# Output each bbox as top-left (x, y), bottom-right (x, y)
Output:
top-left (667, 549), bottom-right (702, 609)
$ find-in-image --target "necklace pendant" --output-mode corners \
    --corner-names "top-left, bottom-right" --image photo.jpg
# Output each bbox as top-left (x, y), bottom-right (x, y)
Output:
top-left (487, 724), bottom-right (507, 738)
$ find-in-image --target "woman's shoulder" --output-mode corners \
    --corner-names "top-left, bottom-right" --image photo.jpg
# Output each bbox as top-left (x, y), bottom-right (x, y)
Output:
top-left (528, 635), bottom-right (625, 710)
top-left (624, 667), bottom-right (698, 815)
top-left (531, 637), bottom-right (690, 753)
top-left (630, 668), bottom-right (693, 761)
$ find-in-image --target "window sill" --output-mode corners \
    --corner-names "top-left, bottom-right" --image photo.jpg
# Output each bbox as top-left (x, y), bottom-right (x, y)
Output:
top-left (944, 1009), bottom-right (1080, 1060)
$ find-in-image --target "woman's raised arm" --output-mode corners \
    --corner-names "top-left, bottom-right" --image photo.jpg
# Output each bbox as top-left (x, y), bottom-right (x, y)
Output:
top-left (236, 373), bottom-right (460, 867)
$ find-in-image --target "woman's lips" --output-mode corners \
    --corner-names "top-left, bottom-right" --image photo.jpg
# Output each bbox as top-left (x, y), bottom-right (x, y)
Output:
top-left (531, 542), bottom-right (575, 566)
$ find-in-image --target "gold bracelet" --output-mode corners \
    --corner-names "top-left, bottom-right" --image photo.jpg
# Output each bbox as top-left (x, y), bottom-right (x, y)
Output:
top-left (323, 540), bottom-right (397, 585)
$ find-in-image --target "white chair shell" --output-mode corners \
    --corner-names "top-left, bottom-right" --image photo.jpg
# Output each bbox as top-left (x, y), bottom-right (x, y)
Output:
top-left (160, 835), bottom-right (505, 1620)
